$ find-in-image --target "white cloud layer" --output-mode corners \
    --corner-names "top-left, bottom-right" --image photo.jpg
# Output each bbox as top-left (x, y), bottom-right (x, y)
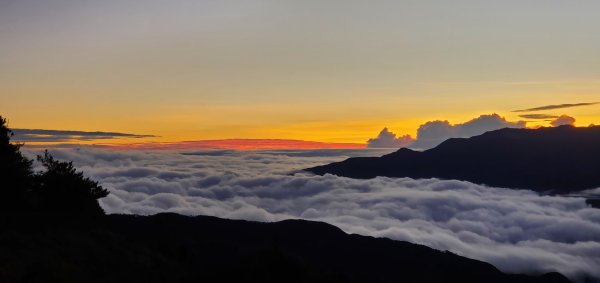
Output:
top-left (23, 147), bottom-right (600, 281)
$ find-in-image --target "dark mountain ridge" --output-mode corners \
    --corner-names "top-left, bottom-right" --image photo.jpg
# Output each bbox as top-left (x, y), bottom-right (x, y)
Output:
top-left (0, 213), bottom-right (572, 283)
top-left (307, 125), bottom-right (600, 194)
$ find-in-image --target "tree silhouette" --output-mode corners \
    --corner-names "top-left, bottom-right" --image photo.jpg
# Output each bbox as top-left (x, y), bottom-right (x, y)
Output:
top-left (35, 150), bottom-right (109, 216)
top-left (0, 116), bottom-right (33, 212)
top-left (0, 115), bottom-right (108, 217)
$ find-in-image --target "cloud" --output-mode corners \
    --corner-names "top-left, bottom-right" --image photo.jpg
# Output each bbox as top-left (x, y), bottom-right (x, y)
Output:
top-left (367, 128), bottom-right (414, 148)
top-left (21, 147), bottom-right (600, 282)
top-left (410, 114), bottom-right (526, 150)
top-left (519, 114), bottom-right (561, 119)
top-left (550, 115), bottom-right (576, 127)
top-left (366, 114), bottom-right (526, 150)
top-left (513, 102), bottom-right (598, 113)
top-left (11, 129), bottom-right (156, 142)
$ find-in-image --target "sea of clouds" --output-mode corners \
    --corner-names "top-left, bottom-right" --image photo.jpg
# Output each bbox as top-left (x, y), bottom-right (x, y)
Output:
top-left (23, 147), bottom-right (600, 281)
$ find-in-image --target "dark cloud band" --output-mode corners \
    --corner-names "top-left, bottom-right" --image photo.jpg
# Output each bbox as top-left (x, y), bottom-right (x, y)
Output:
top-left (518, 114), bottom-right (561, 119)
top-left (513, 102), bottom-right (598, 112)
top-left (11, 129), bottom-right (157, 142)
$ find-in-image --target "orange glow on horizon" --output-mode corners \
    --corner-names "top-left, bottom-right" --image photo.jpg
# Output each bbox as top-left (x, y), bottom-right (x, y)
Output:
top-left (97, 139), bottom-right (366, 151)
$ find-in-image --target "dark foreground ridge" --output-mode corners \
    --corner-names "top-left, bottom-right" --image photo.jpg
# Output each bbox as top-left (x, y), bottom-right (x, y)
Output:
top-left (0, 213), bottom-right (571, 283)
top-left (307, 125), bottom-right (600, 194)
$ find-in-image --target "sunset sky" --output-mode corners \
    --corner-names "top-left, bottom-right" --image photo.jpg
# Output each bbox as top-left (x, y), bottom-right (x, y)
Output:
top-left (2, 0), bottom-right (600, 144)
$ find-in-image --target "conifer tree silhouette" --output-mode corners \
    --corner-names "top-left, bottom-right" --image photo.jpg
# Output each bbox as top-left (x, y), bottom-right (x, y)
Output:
top-left (0, 116), bottom-right (33, 212)
top-left (0, 115), bottom-right (108, 216)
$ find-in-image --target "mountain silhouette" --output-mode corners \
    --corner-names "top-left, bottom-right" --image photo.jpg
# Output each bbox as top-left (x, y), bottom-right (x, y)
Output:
top-left (307, 125), bottom-right (600, 194)
top-left (0, 213), bottom-right (572, 283)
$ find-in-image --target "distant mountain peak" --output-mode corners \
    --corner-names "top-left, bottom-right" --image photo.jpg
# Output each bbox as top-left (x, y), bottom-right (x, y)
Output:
top-left (307, 126), bottom-right (600, 193)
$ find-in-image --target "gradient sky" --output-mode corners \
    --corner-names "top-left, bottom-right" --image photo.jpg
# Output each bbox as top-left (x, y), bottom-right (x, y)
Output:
top-left (1, 0), bottom-right (599, 143)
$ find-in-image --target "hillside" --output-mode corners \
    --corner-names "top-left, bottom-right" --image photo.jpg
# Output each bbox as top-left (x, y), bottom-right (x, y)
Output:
top-left (307, 126), bottom-right (600, 194)
top-left (0, 213), bottom-right (571, 283)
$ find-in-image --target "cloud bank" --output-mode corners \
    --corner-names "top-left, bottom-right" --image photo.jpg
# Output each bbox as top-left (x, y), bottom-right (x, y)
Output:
top-left (550, 115), bottom-right (576, 127)
top-left (411, 114), bottom-right (526, 150)
top-left (367, 128), bottom-right (414, 148)
top-left (12, 129), bottom-right (156, 142)
top-left (366, 114), bottom-right (526, 150)
top-left (22, 147), bottom-right (599, 282)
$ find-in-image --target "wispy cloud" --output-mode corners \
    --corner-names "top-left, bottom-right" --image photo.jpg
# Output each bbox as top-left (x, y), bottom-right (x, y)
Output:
top-left (513, 102), bottom-right (598, 112)
top-left (518, 114), bottom-right (561, 119)
top-left (12, 129), bottom-right (157, 142)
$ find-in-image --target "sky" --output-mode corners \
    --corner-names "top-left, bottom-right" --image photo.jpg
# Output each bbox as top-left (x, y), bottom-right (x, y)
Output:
top-left (4, 3), bottom-right (600, 279)
top-left (2, 0), bottom-right (600, 145)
